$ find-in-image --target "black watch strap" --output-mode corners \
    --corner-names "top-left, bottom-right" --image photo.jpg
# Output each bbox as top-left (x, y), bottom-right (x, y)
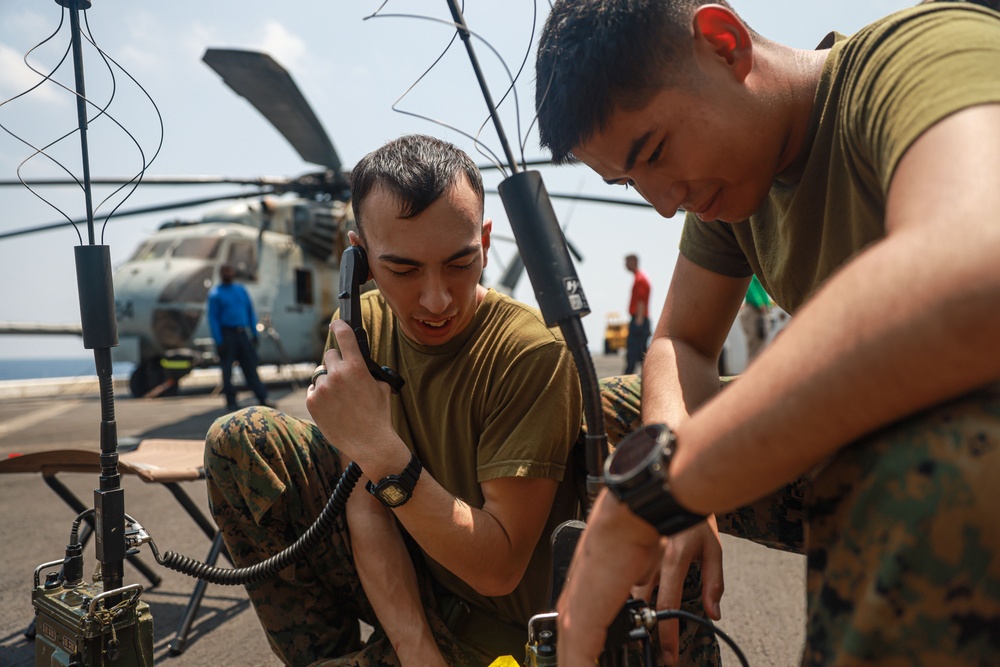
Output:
top-left (366, 452), bottom-right (422, 508)
top-left (625, 485), bottom-right (706, 536)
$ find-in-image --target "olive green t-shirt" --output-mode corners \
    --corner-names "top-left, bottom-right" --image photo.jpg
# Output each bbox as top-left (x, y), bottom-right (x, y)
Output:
top-left (329, 288), bottom-right (583, 628)
top-left (680, 4), bottom-right (1000, 313)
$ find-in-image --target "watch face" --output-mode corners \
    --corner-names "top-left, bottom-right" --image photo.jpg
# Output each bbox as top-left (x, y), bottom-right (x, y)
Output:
top-left (606, 424), bottom-right (668, 478)
top-left (378, 484), bottom-right (408, 507)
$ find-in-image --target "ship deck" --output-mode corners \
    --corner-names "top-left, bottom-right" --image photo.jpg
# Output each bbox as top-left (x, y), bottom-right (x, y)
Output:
top-left (0, 354), bottom-right (806, 666)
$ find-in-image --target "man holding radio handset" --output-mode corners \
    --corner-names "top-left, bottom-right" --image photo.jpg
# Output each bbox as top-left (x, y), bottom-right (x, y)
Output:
top-left (205, 134), bottom-right (584, 666)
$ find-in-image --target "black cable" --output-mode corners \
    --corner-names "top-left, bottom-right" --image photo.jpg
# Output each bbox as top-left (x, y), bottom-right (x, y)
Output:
top-left (70, 507), bottom-right (96, 545)
top-left (150, 461), bottom-right (362, 585)
top-left (80, 11), bottom-right (165, 244)
top-left (654, 609), bottom-right (750, 667)
top-left (558, 316), bottom-right (608, 499)
top-left (364, 5), bottom-right (525, 175)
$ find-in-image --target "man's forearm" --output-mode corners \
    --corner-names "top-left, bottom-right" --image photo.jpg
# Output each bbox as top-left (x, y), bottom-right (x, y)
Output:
top-left (640, 334), bottom-right (724, 428)
top-left (671, 225), bottom-right (1000, 515)
top-left (347, 487), bottom-right (444, 665)
top-left (319, 415), bottom-right (555, 598)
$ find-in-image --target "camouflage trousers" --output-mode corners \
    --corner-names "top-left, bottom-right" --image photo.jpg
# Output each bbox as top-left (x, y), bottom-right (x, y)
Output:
top-left (204, 407), bottom-right (495, 667)
top-left (600, 375), bottom-right (1000, 667)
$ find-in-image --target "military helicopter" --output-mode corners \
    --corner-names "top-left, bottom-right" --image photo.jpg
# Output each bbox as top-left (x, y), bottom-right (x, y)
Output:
top-left (1, 49), bottom-right (361, 396)
top-left (0, 47), bottom-right (580, 396)
top-left (110, 48), bottom-right (362, 396)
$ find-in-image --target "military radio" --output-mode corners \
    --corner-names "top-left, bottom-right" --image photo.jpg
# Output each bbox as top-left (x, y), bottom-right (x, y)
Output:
top-left (32, 565), bottom-right (153, 666)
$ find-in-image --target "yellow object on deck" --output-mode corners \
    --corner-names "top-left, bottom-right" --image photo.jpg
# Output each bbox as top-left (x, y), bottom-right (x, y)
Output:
top-left (488, 656), bottom-right (521, 667)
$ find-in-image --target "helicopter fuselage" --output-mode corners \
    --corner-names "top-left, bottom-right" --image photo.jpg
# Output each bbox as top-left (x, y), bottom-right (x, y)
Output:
top-left (113, 199), bottom-right (347, 396)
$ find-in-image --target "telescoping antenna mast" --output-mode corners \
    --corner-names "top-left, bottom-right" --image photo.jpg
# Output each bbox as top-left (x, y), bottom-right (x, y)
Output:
top-left (56, 0), bottom-right (129, 602)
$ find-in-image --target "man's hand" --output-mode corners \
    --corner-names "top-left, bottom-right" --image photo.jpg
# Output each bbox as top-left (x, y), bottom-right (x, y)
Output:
top-left (556, 490), bottom-right (662, 664)
top-left (635, 518), bottom-right (723, 665)
top-left (306, 320), bottom-right (400, 473)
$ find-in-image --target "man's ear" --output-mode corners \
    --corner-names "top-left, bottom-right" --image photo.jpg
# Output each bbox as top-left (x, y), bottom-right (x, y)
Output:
top-left (481, 218), bottom-right (493, 270)
top-left (692, 5), bottom-right (753, 82)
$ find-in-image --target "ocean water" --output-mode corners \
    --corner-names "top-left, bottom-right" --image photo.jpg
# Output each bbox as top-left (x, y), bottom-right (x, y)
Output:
top-left (0, 357), bottom-right (134, 382)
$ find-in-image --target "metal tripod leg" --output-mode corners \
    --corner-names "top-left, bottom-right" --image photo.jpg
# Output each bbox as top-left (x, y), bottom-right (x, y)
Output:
top-left (169, 531), bottom-right (230, 655)
top-left (163, 482), bottom-right (220, 541)
top-left (162, 482), bottom-right (234, 655)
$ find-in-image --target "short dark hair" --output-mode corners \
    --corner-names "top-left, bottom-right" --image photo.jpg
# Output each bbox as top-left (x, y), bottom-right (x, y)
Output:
top-left (350, 134), bottom-right (485, 235)
top-left (535, 0), bottom-right (739, 163)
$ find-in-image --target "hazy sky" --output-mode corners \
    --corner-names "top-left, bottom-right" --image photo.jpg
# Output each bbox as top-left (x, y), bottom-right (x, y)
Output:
top-left (0, 0), bottom-right (914, 360)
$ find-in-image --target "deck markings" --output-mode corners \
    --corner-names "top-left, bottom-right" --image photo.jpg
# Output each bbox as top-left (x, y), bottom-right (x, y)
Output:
top-left (0, 399), bottom-right (83, 439)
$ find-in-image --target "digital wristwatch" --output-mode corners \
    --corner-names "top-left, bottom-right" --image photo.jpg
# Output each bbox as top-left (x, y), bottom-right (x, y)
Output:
top-left (366, 452), bottom-right (422, 509)
top-left (603, 423), bottom-right (706, 536)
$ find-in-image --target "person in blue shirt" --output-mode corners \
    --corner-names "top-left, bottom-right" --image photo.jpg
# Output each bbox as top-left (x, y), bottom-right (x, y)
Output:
top-left (207, 263), bottom-right (273, 411)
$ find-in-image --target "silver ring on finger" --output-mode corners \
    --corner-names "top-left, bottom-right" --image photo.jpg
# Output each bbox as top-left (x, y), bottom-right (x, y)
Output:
top-left (311, 366), bottom-right (328, 385)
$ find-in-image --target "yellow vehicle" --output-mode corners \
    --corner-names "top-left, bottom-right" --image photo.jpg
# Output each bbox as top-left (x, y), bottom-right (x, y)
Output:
top-left (604, 313), bottom-right (630, 355)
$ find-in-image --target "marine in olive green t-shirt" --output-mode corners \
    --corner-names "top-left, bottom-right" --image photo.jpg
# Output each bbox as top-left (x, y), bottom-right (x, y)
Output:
top-left (680, 3), bottom-right (1000, 312)
top-left (332, 287), bottom-right (583, 628)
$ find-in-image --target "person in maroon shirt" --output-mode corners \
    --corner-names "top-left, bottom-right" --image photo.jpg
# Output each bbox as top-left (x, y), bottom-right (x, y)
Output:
top-left (624, 253), bottom-right (651, 374)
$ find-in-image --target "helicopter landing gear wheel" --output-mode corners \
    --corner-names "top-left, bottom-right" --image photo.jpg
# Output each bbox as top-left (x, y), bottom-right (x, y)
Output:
top-left (129, 359), bottom-right (173, 398)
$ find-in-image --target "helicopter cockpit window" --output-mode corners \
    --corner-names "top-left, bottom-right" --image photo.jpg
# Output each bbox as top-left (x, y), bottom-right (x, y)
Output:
top-left (172, 237), bottom-right (222, 260)
top-left (226, 239), bottom-right (258, 282)
top-left (129, 239), bottom-right (172, 262)
top-left (296, 269), bottom-right (314, 305)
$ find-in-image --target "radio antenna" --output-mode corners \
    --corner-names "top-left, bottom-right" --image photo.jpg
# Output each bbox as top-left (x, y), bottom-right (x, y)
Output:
top-left (445, 0), bottom-right (520, 174)
top-left (61, 0), bottom-right (97, 241)
top-left (56, 0), bottom-right (127, 603)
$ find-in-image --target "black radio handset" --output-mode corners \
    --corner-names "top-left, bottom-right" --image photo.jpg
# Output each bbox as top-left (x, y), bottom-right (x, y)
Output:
top-left (338, 245), bottom-right (405, 393)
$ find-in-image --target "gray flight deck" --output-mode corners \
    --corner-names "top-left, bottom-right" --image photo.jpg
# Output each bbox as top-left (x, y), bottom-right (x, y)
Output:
top-left (0, 355), bottom-right (805, 666)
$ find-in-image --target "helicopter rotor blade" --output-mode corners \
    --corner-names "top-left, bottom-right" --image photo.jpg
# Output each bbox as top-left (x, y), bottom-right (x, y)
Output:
top-left (203, 48), bottom-right (344, 175)
top-left (491, 230), bottom-right (584, 264)
top-left (564, 237), bottom-right (584, 263)
top-left (546, 191), bottom-right (653, 209)
top-left (475, 157), bottom-right (554, 173)
top-left (0, 175), bottom-right (292, 188)
top-left (484, 187), bottom-right (652, 211)
top-left (485, 186), bottom-right (649, 265)
top-left (486, 185), bottom-right (653, 267)
top-left (0, 190), bottom-right (274, 241)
